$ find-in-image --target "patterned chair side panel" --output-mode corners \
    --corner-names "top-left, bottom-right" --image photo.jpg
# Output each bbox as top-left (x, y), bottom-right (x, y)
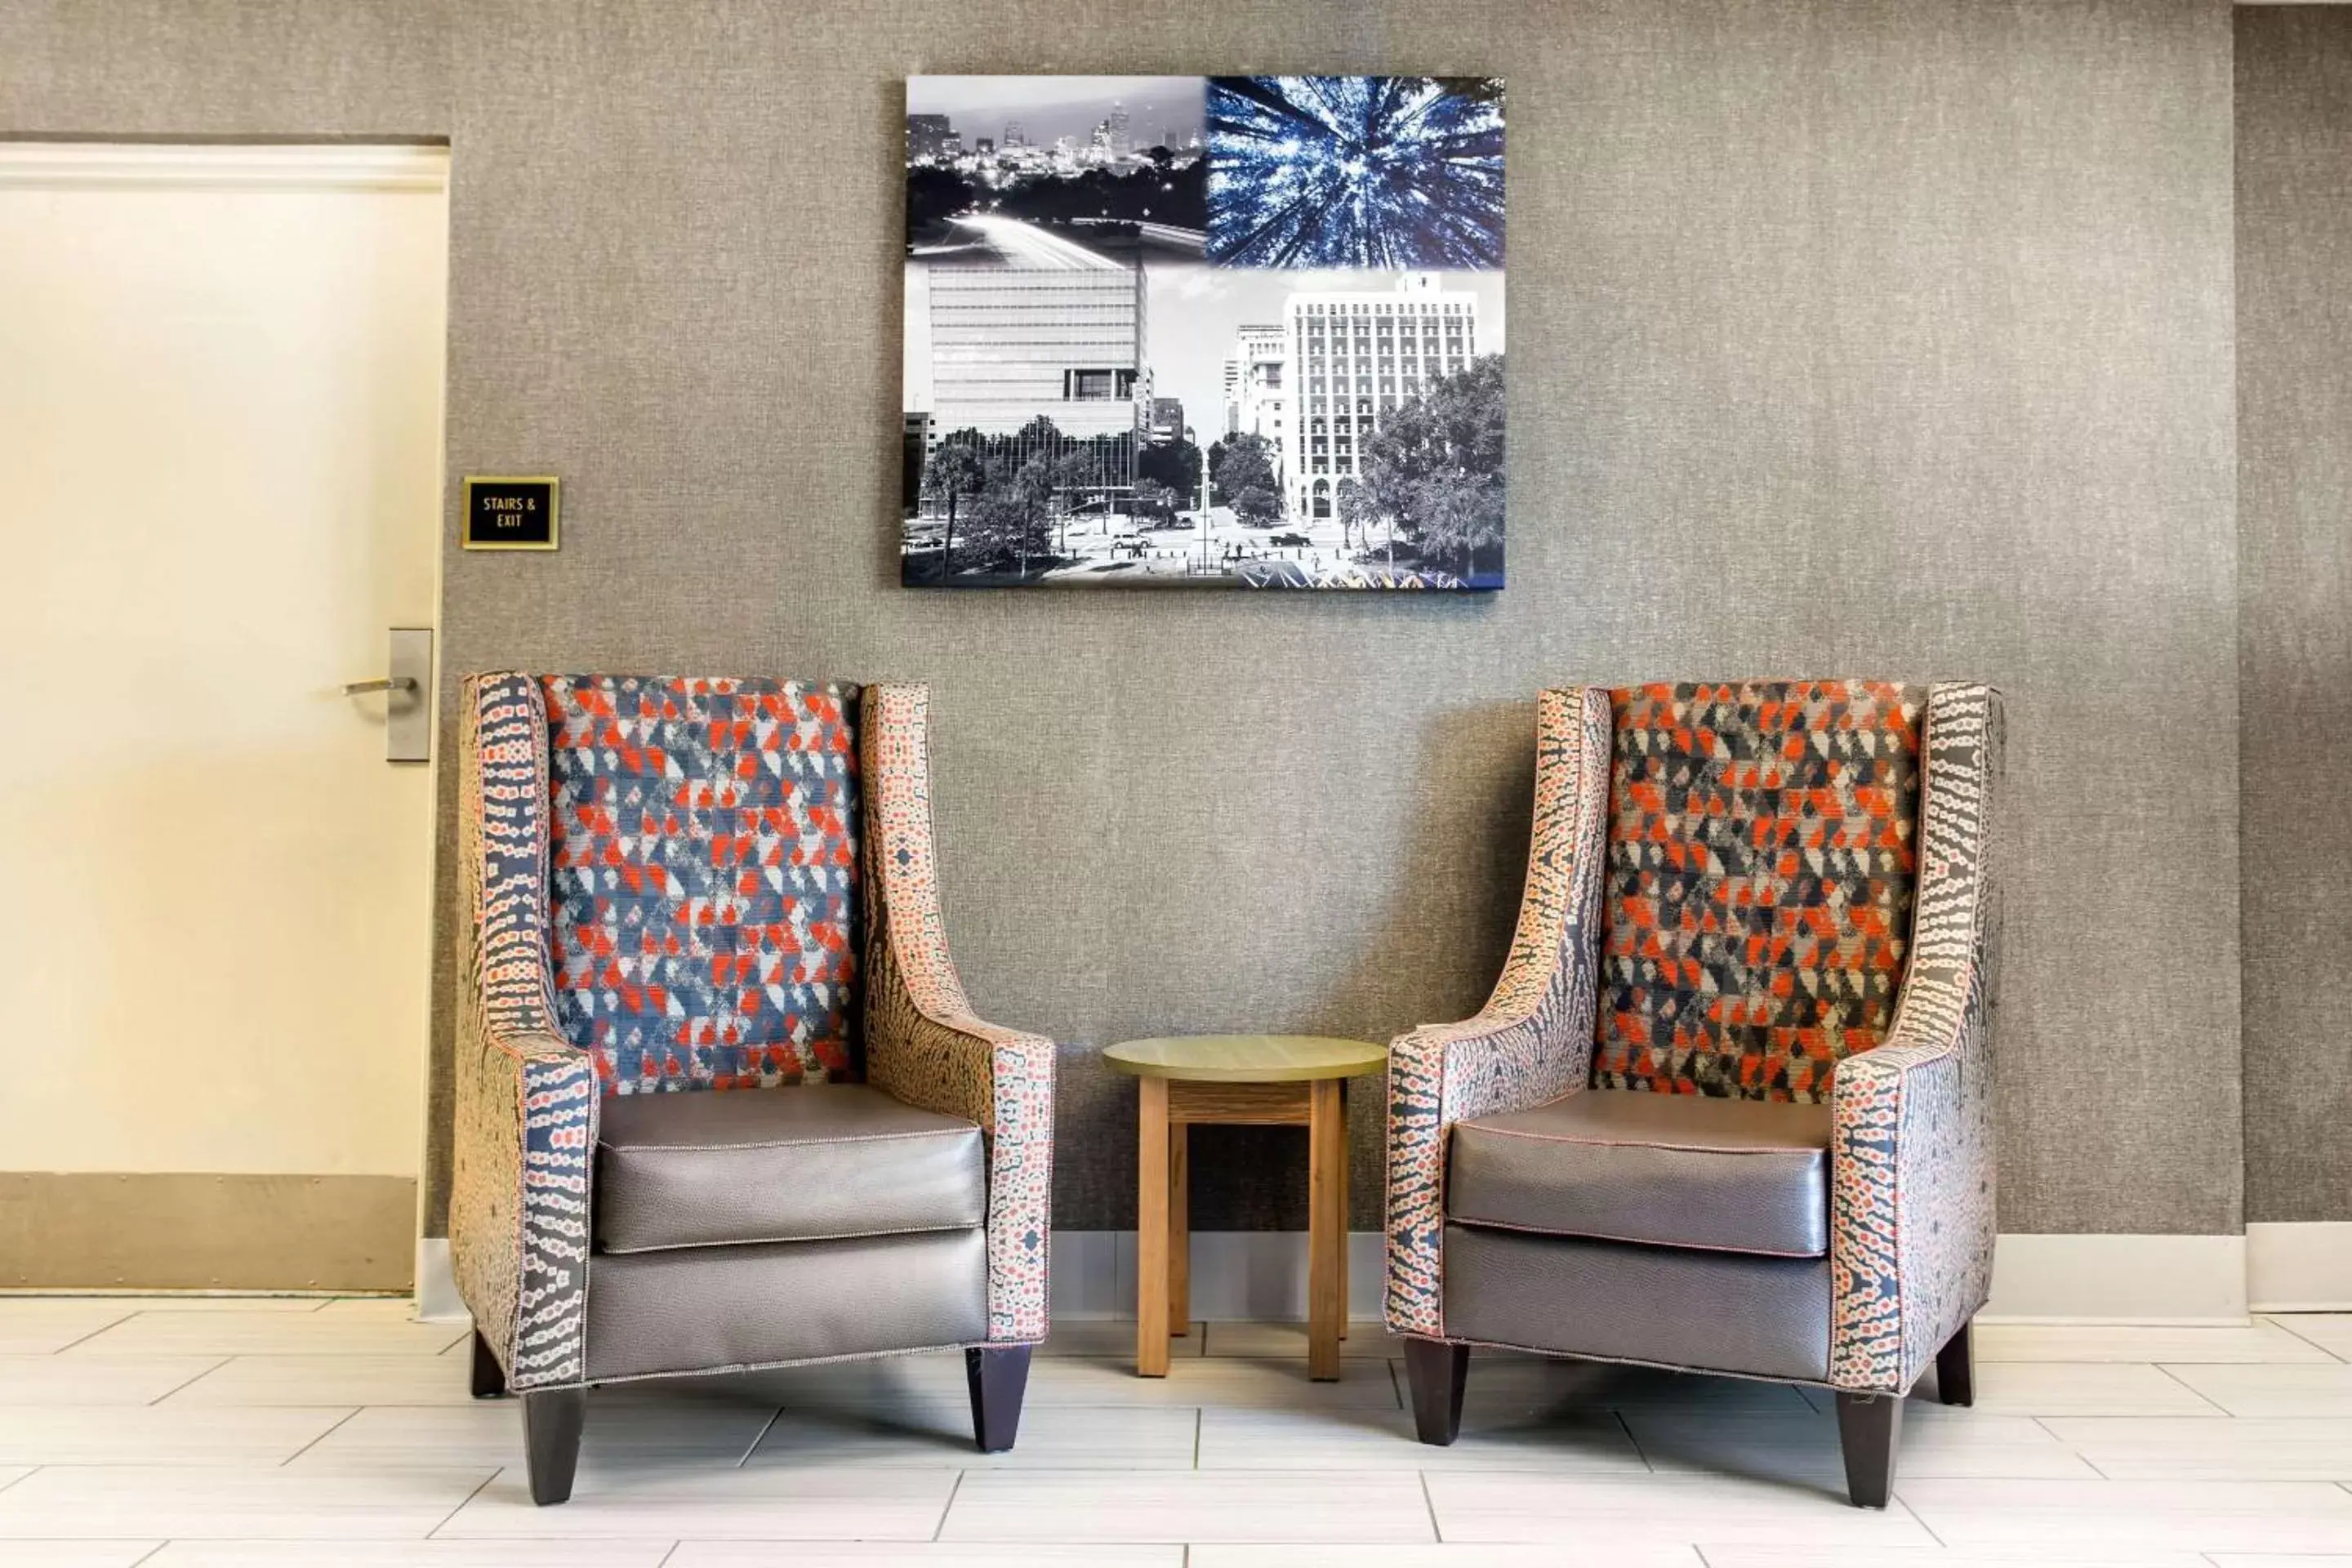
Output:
top-left (1385, 687), bottom-right (1610, 1337)
top-left (1829, 683), bottom-right (2002, 1392)
top-left (861, 684), bottom-right (1054, 1344)
top-left (448, 673), bottom-right (596, 1391)
top-left (1593, 679), bottom-right (1927, 1102)
top-left (538, 675), bottom-right (862, 1095)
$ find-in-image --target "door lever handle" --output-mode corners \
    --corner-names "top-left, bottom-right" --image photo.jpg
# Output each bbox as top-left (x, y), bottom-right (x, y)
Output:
top-left (350, 628), bottom-right (431, 763)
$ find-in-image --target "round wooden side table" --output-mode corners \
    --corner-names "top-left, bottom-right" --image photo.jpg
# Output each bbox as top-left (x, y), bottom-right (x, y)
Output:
top-left (1103, 1035), bottom-right (1389, 1381)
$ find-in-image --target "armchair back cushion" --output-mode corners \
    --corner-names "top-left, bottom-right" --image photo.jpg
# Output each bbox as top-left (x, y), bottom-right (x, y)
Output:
top-left (538, 675), bottom-right (862, 1094)
top-left (1592, 680), bottom-right (1925, 1102)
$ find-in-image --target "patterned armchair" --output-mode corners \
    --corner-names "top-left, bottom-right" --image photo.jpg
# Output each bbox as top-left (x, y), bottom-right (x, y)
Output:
top-left (450, 675), bottom-right (1054, 1504)
top-left (1385, 681), bottom-right (2000, 1508)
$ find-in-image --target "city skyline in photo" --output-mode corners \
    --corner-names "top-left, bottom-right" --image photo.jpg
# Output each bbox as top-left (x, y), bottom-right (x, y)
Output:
top-left (907, 75), bottom-right (1205, 156)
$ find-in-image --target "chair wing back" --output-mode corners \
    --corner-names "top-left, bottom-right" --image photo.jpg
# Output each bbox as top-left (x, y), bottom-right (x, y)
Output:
top-left (537, 675), bottom-right (862, 1094)
top-left (1592, 680), bottom-right (1927, 1102)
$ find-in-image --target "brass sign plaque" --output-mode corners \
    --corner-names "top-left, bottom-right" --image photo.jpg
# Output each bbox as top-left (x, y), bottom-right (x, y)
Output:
top-left (462, 475), bottom-right (559, 551)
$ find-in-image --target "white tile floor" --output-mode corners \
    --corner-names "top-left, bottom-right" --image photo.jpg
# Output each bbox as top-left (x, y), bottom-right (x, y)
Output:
top-left (0, 1302), bottom-right (2349, 1564)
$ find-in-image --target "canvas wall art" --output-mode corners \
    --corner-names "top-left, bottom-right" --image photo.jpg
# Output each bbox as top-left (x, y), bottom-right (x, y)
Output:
top-left (902, 75), bottom-right (1506, 590)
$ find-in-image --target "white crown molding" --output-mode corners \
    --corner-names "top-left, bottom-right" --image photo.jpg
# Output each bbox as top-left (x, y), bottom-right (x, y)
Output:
top-left (0, 142), bottom-right (447, 193)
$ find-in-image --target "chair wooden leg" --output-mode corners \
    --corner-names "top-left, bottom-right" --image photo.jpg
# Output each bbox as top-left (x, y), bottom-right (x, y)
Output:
top-left (469, 1330), bottom-right (506, 1399)
top-left (1936, 1319), bottom-right (1976, 1407)
top-left (1835, 1391), bottom-right (1904, 1509)
top-left (967, 1345), bottom-right (1033, 1454)
top-left (521, 1388), bottom-right (584, 1506)
top-left (1402, 1338), bottom-right (1470, 1446)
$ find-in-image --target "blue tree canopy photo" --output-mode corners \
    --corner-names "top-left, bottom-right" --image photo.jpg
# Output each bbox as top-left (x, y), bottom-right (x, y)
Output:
top-left (1205, 76), bottom-right (1505, 269)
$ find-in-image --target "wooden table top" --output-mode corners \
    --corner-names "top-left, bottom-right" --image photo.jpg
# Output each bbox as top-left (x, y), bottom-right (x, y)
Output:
top-left (1102, 1035), bottom-right (1389, 1083)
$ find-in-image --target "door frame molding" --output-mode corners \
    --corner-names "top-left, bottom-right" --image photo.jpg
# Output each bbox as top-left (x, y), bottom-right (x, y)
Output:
top-left (0, 141), bottom-right (447, 193)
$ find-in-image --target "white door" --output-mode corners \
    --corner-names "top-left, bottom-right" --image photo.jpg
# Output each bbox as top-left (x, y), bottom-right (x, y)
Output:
top-left (0, 145), bottom-right (448, 1282)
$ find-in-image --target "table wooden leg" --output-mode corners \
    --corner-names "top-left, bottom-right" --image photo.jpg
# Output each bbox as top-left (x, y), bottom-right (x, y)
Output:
top-left (1138, 1077), bottom-right (1170, 1377)
top-left (1337, 1084), bottom-right (1349, 1339)
top-left (1169, 1122), bottom-right (1190, 1337)
top-left (1307, 1077), bottom-right (1344, 1381)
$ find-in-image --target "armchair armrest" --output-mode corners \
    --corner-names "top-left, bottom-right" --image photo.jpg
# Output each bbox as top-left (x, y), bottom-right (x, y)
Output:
top-left (447, 674), bottom-right (598, 1392)
top-left (1384, 687), bottom-right (1611, 1338)
top-left (452, 1023), bottom-right (597, 1392)
top-left (1829, 683), bottom-right (2002, 1394)
top-left (861, 684), bottom-right (1055, 1346)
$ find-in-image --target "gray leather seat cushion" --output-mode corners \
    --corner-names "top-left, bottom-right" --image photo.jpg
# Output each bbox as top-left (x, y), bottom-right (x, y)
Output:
top-left (595, 1084), bottom-right (986, 1254)
top-left (1449, 1089), bottom-right (1832, 1257)
top-left (586, 1228), bottom-right (988, 1380)
top-left (1442, 1223), bottom-right (1832, 1381)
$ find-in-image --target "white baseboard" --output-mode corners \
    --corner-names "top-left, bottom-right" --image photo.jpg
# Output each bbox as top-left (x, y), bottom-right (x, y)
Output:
top-left (408, 1227), bottom-right (2288, 1329)
top-left (1053, 1230), bottom-right (2263, 1326)
top-left (2249, 1221), bottom-right (2352, 1312)
top-left (1980, 1232), bottom-right (2248, 1324)
top-left (413, 1237), bottom-right (466, 1323)
top-left (1050, 1230), bottom-right (1386, 1322)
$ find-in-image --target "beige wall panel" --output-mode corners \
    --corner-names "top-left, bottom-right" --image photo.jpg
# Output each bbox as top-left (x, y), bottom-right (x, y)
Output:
top-left (0, 149), bottom-right (448, 1177)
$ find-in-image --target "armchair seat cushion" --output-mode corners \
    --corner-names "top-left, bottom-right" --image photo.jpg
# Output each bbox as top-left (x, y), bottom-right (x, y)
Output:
top-left (1448, 1088), bottom-right (1832, 1257)
top-left (595, 1084), bottom-right (986, 1254)
top-left (1443, 1223), bottom-right (1832, 1381)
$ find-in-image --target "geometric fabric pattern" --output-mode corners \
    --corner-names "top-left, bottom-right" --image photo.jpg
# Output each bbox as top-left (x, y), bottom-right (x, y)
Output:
top-left (1384, 687), bottom-right (1612, 1338)
top-left (1381, 679), bottom-right (2000, 1401)
top-left (1828, 683), bottom-right (2002, 1392)
top-left (449, 670), bottom-right (1054, 1392)
top-left (539, 675), bottom-right (861, 1095)
top-left (449, 673), bottom-right (595, 1392)
top-left (862, 684), bottom-right (1056, 1344)
top-left (1592, 680), bottom-right (1926, 1102)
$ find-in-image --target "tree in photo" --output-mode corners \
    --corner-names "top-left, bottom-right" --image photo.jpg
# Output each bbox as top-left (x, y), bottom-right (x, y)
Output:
top-left (904, 167), bottom-right (980, 245)
top-left (1232, 484), bottom-right (1281, 526)
top-left (1335, 475), bottom-right (1370, 552)
top-left (1051, 448), bottom-right (1097, 557)
top-left (1137, 434), bottom-right (1201, 510)
top-left (921, 433), bottom-right (988, 579)
top-left (1133, 478), bottom-right (1177, 529)
top-left (1006, 453), bottom-right (1055, 576)
top-left (1361, 354), bottom-right (1505, 578)
top-left (958, 481), bottom-right (1030, 579)
top-left (1209, 432), bottom-right (1280, 524)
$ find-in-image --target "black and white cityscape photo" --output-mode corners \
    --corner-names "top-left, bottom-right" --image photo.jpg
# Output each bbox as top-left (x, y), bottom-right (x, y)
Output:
top-left (902, 75), bottom-right (1506, 590)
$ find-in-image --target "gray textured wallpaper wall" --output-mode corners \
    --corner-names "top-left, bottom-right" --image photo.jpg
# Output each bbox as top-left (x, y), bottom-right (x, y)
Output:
top-left (2236, 7), bottom-right (2352, 1228)
top-left (2, 0), bottom-right (2252, 1238)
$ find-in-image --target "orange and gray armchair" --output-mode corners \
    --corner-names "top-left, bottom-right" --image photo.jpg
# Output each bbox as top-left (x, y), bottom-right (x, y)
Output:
top-left (1385, 680), bottom-right (2000, 1507)
top-left (450, 675), bottom-right (1054, 1503)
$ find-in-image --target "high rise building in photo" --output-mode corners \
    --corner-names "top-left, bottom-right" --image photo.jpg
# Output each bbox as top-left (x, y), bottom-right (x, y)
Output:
top-left (906, 114), bottom-right (953, 160)
top-left (1224, 322), bottom-right (1289, 457)
top-left (927, 255), bottom-right (1146, 491)
top-left (1285, 272), bottom-right (1479, 521)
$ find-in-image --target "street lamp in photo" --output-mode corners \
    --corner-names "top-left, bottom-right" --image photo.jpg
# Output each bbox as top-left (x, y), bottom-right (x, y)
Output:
top-left (1186, 425), bottom-right (1211, 574)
